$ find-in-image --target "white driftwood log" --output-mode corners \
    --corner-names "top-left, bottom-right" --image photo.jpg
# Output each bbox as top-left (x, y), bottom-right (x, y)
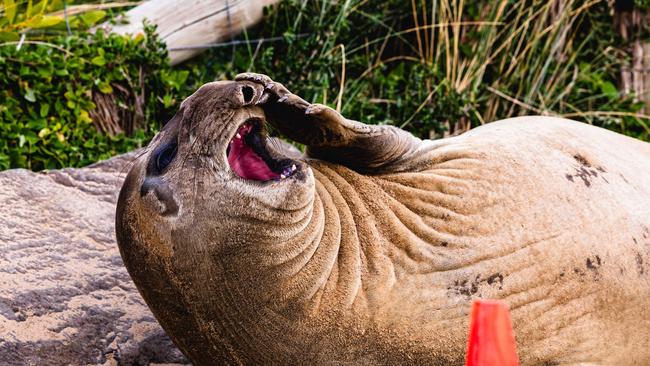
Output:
top-left (107, 0), bottom-right (279, 65)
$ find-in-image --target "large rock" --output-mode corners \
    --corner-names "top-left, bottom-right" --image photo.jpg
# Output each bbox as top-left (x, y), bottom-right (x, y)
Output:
top-left (0, 153), bottom-right (188, 366)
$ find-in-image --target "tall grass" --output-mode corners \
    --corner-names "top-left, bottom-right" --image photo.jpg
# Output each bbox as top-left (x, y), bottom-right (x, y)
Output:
top-left (183, 0), bottom-right (649, 141)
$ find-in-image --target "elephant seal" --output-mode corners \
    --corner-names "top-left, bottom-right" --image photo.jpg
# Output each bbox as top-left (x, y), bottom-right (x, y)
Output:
top-left (116, 73), bottom-right (650, 365)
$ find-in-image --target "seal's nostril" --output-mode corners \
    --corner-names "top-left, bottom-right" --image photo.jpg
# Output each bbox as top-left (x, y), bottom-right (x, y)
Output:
top-left (242, 86), bottom-right (254, 104)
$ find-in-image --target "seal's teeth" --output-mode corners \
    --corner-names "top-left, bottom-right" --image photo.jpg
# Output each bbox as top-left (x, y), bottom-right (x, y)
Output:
top-left (236, 133), bottom-right (242, 139)
top-left (281, 166), bottom-right (292, 177)
top-left (280, 174), bottom-right (286, 179)
top-left (291, 164), bottom-right (297, 171)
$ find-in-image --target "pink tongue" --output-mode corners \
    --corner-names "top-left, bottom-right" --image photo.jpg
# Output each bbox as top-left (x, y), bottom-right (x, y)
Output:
top-left (228, 127), bottom-right (279, 181)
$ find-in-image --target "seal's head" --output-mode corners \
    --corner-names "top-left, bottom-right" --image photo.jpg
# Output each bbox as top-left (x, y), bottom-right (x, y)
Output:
top-left (117, 79), bottom-right (313, 250)
top-left (115, 79), bottom-right (319, 363)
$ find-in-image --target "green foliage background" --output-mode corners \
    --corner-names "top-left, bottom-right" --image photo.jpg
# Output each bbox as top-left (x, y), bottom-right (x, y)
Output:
top-left (0, 25), bottom-right (186, 170)
top-left (1, 0), bottom-right (649, 171)
top-left (180, 0), bottom-right (649, 140)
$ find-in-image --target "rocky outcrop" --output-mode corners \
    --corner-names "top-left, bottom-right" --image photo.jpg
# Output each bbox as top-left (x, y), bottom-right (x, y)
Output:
top-left (0, 153), bottom-right (188, 366)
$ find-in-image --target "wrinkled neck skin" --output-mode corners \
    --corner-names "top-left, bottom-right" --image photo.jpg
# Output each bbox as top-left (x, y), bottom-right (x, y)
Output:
top-left (171, 139), bottom-right (475, 364)
top-left (208, 163), bottom-right (384, 363)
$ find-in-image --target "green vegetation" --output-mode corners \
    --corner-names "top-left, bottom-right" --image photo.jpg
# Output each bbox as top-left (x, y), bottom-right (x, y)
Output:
top-left (0, 0), bottom-right (129, 41)
top-left (183, 0), bottom-right (649, 140)
top-left (0, 1), bottom-right (187, 170)
top-left (0, 25), bottom-right (187, 170)
top-left (1, 0), bottom-right (649, 170)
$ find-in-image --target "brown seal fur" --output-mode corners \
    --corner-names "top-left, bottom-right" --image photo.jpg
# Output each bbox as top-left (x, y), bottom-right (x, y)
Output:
top-left (116, 73), bottom-right (650, 365)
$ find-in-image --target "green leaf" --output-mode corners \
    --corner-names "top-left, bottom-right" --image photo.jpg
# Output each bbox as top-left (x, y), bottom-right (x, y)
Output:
top-left (599, 81), bottom-right (618, 100)
top-left (37, 66), bottom-right (52, 78)
top-left (91, 55), bottom-right (106, 66)
top-left (133, 32), bottom-right (144, 44)
top-left (24, 88), bottom-right (36, 102)
top-left (162, 93), bottom-right (173, 108)
top-left (18, 134), bottom-right (26, 148)
top-left (26, 0), bottom-right (33, 18)
top-left (40, 104), bottom-right (49, 117)
top-left (175, 70), bottom-right (189, 88)
top-left (79, 109), bottom-right (92, 123)
top-left (34, 0), bottom-right (48, 14)
top-left (98, 82), bottom-right (113, 94)
top-left (38, 127), bottom-right (50, 139)
top-left (23, 15), bottom-right (64, 28)
top-left (0, 31), bottom-right (19, 41)
top-left (4, 0), bottom-right (17, 25)
top-left (24, 131), bottom-right (38, 144)
top-left (79, 10), bottom-right (106, 27)
top-left (26, 119), bottom-right (45, 129)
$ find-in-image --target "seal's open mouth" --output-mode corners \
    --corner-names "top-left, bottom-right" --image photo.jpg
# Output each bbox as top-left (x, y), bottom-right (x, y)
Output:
top-left (227, 119), bottom-right (297, 181)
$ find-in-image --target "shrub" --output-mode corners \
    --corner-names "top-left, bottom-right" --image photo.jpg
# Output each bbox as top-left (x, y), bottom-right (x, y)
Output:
top-left (179, 0), bottom-right (649, 141)
top-left (0, 25), bottom-right (185, 170)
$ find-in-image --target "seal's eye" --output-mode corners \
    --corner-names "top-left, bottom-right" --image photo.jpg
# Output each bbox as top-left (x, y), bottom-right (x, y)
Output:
top-left (155, 143), bottom-right (177, 172)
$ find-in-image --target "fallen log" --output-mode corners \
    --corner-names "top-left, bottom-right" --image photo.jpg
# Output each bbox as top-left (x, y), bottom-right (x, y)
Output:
top-left (104, 0), bottom-right (279, 65)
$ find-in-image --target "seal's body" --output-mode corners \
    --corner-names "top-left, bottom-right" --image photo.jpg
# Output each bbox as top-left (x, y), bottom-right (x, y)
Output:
top-left (116, 74), bottom-right (650, 365)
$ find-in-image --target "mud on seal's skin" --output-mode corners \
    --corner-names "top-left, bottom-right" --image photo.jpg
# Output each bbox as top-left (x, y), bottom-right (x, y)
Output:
top-left (116, 73), bottom-right (650, 365)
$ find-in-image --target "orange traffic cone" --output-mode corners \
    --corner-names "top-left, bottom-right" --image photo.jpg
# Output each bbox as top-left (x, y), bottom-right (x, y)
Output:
top-left (466, 299), bottom-right (519, 366)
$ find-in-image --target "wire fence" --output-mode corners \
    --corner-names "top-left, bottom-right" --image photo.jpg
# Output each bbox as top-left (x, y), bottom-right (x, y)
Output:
top-left (167, 34), bottom-right (308, 51)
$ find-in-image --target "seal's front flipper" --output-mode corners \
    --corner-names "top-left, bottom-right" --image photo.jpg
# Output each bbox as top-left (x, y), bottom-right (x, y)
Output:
top-left (235, 73), bottom-right (420, 173)
top-left (235, 73), bottom-right (353, 147)
top-left (235, 72), bottom-right (328, 146)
